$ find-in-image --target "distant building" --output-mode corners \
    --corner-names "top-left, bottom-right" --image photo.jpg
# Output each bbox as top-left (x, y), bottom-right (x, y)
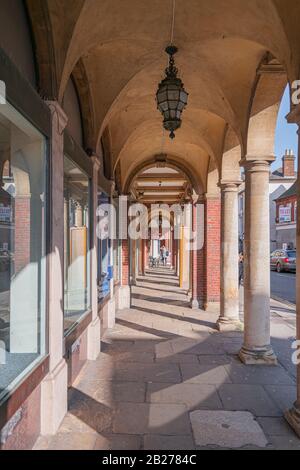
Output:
top-left (274, 181), bottom-right (297, 249)
top-left (239, 149), bottom-right (297, 251)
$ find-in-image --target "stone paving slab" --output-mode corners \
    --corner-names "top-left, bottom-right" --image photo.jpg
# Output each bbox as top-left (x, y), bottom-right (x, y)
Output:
top-left (267, 435), bottom-right (300, 450)
top-left (74, 380), bottom-right (146, 404)
top-left (197, 354), bottom-right (240, 365)
top-left (33, 269), bottom-right (300, 450)
top-left (155, 353), bottom-right (199, 364)
top-left (113, 403), bottom-right (191, 435)
top-left (180, 363), bottom-right (232, 385)
top-left (224, 364), bottom-right (296, 386)
top-left (144, 434), bottom-right (195, 450)
top-left (146, 382), bottom-right (223, 410)
top-left (190, 410), bottom-right (268, 449)
top-left (94, 434), bottom-right (142, 450)
top-left (113, 362), bottom-right (182, 383)
top-left (42, 432), bottom-right (98, 450)
top-left (263, 385), bottom-right (297, 412)
top-left (257, 417), bottom-right (299, 437)
top-left (218, 384), bottom-right (282, 417)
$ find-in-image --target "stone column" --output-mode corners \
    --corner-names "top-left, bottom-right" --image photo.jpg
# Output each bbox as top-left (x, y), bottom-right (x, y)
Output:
top-left (217, 181), bottom-right (243, 331)
top-left (191, 201), bottom-right (199, 309)
top-left (40, 102), bottom-right (68, 435)
top-left (285, 106), bottom-right (300, 436)
top-left (87, 156), bottom-right (101, 360)
top-left (239, 159), bottom-right (277, 365)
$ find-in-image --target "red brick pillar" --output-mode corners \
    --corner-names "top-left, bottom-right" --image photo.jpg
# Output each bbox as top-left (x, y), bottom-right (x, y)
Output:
top-left (204, 195), bottom-right (221, 309)
top-left (191, 202), bottom-right (199, 308)
top-left (121, 239), bottom-right (129, 286)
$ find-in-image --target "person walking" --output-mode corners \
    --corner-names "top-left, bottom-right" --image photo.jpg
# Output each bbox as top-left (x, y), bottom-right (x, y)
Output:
top-left (239, 252), bottom-right (244, 286)
top-left (161, 245), bottom-right (168, 266)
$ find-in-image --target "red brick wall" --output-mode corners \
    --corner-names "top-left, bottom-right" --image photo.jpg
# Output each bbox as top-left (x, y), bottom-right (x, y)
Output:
top-left (282, 156), bottom-right (295, 178)
top-left (204, 197), bottom-right (221, 305)
top-left (0, 385), bottom-right (41, 450)
top-left (121, 239), bottom-right (129, 285)
top-left (276, 195), bottom-right (297, 223)
top-left (14, 197), bottom-right (30, 274)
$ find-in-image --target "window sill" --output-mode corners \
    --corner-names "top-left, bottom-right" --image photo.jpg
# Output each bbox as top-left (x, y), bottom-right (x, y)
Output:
top-left (63, 310), bottom-right (92, 354)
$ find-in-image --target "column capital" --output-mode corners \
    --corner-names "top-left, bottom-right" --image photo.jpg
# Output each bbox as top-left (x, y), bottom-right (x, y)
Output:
top-left (219, 180), bottom-right (242, 192)
top-left (240, 155), bottom-right (275, 167)
top-left (241, 159), bottom-right (271, 173)
top-left (91, 155), bottom-right (101, 171)
top-left (191, 193), bottom-right (201, 204)
top-left (286, 105), bottom-right (300, 127)
top-left (46, 101), bottom-right (68, 135)
top-left (203, 192), bottom-right (221, 201)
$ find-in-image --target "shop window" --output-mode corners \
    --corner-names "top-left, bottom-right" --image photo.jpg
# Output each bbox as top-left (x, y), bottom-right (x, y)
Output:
top-left (0, 102), bottom-right (46, 401)
top-left (64, 156), bottom-right (90, 334)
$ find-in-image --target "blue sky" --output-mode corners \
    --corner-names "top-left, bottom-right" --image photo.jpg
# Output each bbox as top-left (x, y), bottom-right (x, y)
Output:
top-left (273, 85), bottom-right (298, 171)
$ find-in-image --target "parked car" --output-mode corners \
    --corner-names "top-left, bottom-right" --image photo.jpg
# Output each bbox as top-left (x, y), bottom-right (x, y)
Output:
top-left (270, 249), bottom-right (296, 273)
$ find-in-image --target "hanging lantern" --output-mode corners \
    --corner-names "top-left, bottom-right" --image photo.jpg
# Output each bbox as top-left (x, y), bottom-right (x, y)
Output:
top-left (156, 46), bottom-right (188, 139)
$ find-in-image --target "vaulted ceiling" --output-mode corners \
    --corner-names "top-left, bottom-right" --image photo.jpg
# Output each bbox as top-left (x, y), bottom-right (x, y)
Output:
top-left (27, 0), bottom-right (299, 194)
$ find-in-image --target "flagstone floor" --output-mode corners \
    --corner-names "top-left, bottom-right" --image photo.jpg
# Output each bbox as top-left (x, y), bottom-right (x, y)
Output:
top-left (34, 268), bottom-right (300, 450)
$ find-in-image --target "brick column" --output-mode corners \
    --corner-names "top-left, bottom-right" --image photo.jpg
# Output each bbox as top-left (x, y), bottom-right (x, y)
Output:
top-left (204, 195), bottom-right (221, 309)
top-left (40, 102), bottom-right (68, 435)
top-left (122, 239), bottom-right (129, 285)
top-left (284, 106), bottom-right (300, 436)
top-left (117, 237), bottom-right (130, 309)
top-left (191, 202), bottom-right (199, 309)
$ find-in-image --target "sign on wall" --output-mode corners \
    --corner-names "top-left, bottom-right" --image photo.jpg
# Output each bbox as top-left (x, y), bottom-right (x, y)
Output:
top-left (279, 204), bottom-right (292, 223)
top-left (0, 206), bottom-right (11, 223)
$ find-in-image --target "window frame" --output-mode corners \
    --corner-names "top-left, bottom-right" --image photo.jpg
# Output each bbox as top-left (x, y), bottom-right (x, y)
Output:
top-left (0, 46), bottom-right (51, 414)
top-left (63, 148), bottom-right (93, 338)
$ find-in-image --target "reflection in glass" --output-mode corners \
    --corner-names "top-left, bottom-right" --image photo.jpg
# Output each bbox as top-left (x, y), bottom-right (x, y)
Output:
top-left (64, 156), bottom-right (90, 334)
top-left (97, 193), bottom-right (110, 301)
top-left (0, 103), bottom-right (46, 401)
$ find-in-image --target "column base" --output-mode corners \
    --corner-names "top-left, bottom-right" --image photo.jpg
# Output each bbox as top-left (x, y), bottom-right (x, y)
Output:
top-left (87, 317), bottom-right (101, 360)
top-left (216, 317), bottom-right (244, 332)
top-left (191, 299), bottom-right (199, 309)
top-left (108, 297), bottom-right (116, 329)
top-left (285, 402), bottom-right (300, 438)
top-left (239, 345), bottom-right (277, 365)
top-left (40, 358), bottom-right (68, 435)
top-left (118, 285), bottom-right (131, 310)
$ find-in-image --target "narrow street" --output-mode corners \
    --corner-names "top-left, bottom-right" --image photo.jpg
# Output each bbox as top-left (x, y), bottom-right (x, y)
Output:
top-left (271, 271), bottom-right (296, 305)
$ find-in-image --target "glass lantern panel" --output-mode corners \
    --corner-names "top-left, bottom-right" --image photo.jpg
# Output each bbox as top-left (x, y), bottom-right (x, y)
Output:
top-left (157, 90), bottom-right (168, 103)
top-left (167, 89), bottom-right (180, 101)
top-left (180, 91), bottom-right (188, 103)
top-left (160, 101), bottom-right (169, 112)
top-left (169, 100), bottom-right (177, 110)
